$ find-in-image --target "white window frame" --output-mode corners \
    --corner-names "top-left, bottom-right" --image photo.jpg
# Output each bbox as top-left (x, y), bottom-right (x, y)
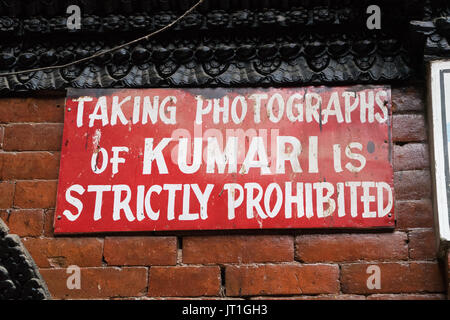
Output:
top-left (428, 60), bottom-right (450, 256)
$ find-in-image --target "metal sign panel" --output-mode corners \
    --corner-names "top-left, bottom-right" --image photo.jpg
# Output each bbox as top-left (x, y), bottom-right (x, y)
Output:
top-left (428, 61), bottom-right (450, 254)
top-left (54, 86), bottom-right (394, 234)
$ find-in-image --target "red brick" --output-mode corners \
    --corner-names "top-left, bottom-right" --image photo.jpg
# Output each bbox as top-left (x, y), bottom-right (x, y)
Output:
top-left (396, 199), bottom-right (434, 229)
top-left (3, 123), bottom-right (63, 151)
top-left (393, 143), bottom-right (429, 171)
top-left (394, 170), bottom-right (431, 200)
top-left (148, 266), bottom-right (221, 297)
top-left (0, 181), bottom-right (14, 209)
top-left (0, 209), bottom-right (43, 237)
top-left (447, 251), bottom-right (450, 299)
top-left (226, 264), bottom-right (339, 296)
top-left (104, 237), bottom-right (177, 266)
top-left (0, 126), bottom-right (4, 149)
top-left (43, 209), bottom-right (54, 237)
top-left (408, 229), bottom-right (437, 260)
top-left (367, 294), bottom-right (445, 300)
top-left (0, 152), bottom-right (60, 180)
top-left (40, 267), bottom-right (147, 299)
top-left (23, 237), bottom-right (103, 268)
top-left (14, 180), bottom-right (57, 208)
top-left (341, 262), bottom-right (445, 294)
top-left (0, 97), bottom-right (65, 123)
top-left (295, 232), bottom-right (407, 262)
top-left (392, 114), bottom-right (427, 142)
top-left (183, 235), bottom-right (293, 264)
top-left (391, 87), bottom-right (424, 112)
top-left (143, 297), bottom-right (243, 301)
top-left (251, 295), bottom-right (366, 300)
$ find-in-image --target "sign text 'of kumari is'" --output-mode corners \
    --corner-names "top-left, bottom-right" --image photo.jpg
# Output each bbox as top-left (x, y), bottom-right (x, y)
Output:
top-left (54, 86), bottom-right (394, 233)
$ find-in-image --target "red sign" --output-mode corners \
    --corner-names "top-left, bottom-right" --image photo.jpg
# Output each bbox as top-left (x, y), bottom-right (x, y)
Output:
top-left (54, 86), bottom-right (394, 234)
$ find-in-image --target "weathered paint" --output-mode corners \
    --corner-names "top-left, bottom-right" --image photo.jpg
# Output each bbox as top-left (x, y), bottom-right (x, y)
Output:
top-left (54, 86), bottom-right (394, 234)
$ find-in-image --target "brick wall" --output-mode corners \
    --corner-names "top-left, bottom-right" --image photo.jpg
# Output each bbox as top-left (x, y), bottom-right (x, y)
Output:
top-left (446, 249), bottom-right (450, 300)
top-left (0, 86), bottom-right (448, 300)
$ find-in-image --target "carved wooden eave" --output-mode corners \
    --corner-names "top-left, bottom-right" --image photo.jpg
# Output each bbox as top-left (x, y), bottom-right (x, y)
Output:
top-left (411, 17), bottom-right (450, 61)
top-left (0, 218), bottom-right (51, 299)
top-left (0, 0), bottom-right (448, 92)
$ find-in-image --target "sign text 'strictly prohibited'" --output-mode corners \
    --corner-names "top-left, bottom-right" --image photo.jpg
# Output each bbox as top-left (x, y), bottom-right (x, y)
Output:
top-left (54, 86), bottom-right (394, 234)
